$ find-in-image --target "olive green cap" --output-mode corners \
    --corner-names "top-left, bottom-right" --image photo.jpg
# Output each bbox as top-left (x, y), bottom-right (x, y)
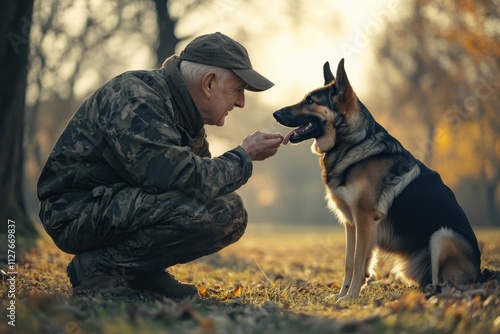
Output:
top-left (180, 32), bottom-right (274, 92)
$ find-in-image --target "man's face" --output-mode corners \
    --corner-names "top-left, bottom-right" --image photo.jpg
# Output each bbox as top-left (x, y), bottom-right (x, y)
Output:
top-left (204, 73), bottom-right (247, 126)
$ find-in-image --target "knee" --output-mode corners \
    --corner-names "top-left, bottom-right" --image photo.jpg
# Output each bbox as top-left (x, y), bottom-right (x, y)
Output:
top-left (222, 192), bottom-right (246, 215)
top-left (199, 192), bottom-right (247, 238)
top-left (211, 192), bottom-right (248, 225)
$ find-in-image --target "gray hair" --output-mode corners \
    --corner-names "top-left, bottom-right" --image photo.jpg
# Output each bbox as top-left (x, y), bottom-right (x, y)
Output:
top-left (179, 60), bottom-right (234, 88)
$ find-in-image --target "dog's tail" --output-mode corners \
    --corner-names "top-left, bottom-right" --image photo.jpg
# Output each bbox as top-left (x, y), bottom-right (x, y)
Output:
top-left (479, 268), bottom-right (500, 283)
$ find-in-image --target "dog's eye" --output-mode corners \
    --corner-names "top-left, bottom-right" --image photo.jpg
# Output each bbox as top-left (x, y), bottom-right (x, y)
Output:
top-left (305, 97), bottom-right (314, 105)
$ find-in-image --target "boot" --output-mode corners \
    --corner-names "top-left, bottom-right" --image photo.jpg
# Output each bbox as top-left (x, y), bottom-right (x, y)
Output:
top-left (131, 269), bottom-right (199, 300)
top-left (67, 254), bottom-right (138, 297)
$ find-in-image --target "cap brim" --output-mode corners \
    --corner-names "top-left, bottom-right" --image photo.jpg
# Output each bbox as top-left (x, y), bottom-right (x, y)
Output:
top-left (232, 68), bottom-right (274, 92)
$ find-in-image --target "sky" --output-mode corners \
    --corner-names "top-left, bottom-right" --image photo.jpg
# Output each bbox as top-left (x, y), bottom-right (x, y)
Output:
top-left (60, 0), bottom-right (401, 114)
top-left (174, 0), bottom-right (400, 103)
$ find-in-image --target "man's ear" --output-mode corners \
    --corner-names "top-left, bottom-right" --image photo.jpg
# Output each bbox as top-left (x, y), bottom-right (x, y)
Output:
top-left (201, 72), bottom-right (216, 98)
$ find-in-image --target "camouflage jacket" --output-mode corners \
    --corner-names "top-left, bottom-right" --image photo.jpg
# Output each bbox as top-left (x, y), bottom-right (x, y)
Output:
top-left (37, 56), bottom-right (253, 203)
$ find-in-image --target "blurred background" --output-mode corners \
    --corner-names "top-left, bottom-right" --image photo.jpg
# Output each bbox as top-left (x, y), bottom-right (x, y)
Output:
top-left (6, 0), bottom-right (500, 236)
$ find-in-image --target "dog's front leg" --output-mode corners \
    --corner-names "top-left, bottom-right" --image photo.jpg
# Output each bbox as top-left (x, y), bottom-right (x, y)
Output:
top-left (339, 214), bottom-right (378, 300)
top-left (336, 222), bottom-right (355, 299)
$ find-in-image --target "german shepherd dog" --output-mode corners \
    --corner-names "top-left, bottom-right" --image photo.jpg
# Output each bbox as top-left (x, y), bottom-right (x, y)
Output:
top-left (273, 59), bottom-right (482, 301)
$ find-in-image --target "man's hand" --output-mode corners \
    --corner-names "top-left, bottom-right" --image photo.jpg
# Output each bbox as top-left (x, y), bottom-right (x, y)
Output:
top-left (240, 131), bottom-right (284, 161)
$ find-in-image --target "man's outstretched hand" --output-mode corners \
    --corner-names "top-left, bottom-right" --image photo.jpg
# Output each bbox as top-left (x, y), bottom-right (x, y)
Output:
top-left (240, 131), bottom-right (284, 161)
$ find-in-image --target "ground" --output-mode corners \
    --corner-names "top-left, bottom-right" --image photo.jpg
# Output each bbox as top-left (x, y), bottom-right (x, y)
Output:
top-left (1, 224), bottom-right (499, 334)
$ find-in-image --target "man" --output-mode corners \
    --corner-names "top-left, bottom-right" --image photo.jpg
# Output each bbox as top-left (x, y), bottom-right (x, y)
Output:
top-left (37, 32), bottom-right (283, 298)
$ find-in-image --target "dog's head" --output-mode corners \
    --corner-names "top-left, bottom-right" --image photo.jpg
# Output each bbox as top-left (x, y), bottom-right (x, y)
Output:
top-left (273, 59), bottom-right (358, 154)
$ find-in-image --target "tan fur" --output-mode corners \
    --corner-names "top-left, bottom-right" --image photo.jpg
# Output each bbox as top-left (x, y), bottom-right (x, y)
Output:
top-left (323, 156), bottom-right (390, 299)
top-left (430, 227), bottom-right (477, 285)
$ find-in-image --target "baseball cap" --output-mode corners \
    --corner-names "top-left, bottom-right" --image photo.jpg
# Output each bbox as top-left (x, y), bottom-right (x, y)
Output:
top-left (179, 32), bottom-right (274, 92)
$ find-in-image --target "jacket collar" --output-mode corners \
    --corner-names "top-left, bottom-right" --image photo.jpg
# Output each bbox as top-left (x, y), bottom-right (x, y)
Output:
top-left (162, 55), bottom-right (204, 138)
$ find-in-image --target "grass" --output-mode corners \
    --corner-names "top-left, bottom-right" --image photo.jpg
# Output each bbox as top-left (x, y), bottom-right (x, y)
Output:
top-left (1, 224), bottom-right (500, 334)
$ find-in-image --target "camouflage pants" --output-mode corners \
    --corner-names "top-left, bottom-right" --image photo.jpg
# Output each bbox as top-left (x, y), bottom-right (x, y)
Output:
top-left (39, 182), bottom-right (248, 270)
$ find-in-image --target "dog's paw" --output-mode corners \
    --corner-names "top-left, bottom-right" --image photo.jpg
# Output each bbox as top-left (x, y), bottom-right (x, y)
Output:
top-left (335, 295), bottom-right (351, 304)
top-left (335, 292), bottom-right (361, 304)
top-left (333, 292), bottom-right (346, 299)
top-left (326, 292), bottom-right (347, 302)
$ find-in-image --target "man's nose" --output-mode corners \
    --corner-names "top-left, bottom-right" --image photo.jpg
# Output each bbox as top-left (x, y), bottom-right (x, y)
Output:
top-left (235, 90), bottom-right (245, 108)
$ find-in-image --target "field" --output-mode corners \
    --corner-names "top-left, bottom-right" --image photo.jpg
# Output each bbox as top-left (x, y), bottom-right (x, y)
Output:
top-left (1, 224), bottom-right (500, 334)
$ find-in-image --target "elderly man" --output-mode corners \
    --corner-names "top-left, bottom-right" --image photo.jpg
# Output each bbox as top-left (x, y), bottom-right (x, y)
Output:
top-left (37, 32), bottom-right (283, 298)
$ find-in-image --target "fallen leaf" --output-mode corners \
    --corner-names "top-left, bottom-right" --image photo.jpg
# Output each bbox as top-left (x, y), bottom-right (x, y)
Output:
top-left (199, 287), bottom-right (209, 298)
top-left (326, 282), bottom-right (340, 290)
top-left (233, 285), bottom-right (243, 297)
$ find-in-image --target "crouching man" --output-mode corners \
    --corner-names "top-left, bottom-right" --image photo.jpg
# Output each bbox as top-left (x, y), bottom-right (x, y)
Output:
top-left (37, 32), bottom-right (283, 298)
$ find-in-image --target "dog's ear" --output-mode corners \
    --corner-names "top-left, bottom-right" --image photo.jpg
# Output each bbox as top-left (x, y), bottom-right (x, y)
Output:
top-left (334, 59), bottom-right (356, 113)
top-left (334, 59), bottom-right (351, 92)
top-left (323, 62), bottom-right (335, 85)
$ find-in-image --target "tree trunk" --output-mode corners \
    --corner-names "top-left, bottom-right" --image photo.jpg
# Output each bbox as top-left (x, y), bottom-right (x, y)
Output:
top-left (153, 0), bottom-right (179, 67)
top-left (0, 0), bottom-right (38, 252)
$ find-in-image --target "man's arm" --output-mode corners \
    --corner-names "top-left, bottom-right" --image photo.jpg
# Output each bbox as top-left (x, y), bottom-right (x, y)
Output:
top-left (102, 98), bottom-right (253, 201)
